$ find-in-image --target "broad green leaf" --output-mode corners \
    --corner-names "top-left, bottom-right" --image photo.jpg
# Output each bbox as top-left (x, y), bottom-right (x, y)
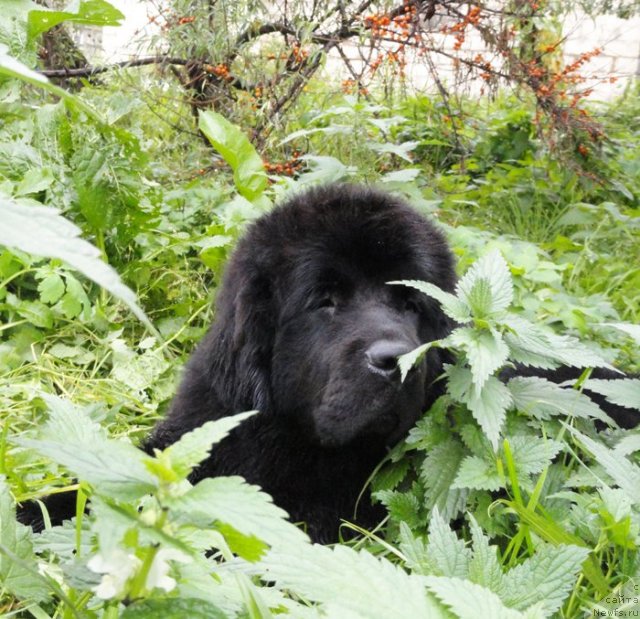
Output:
top-left (121, 598), bottom-right (227, 619)
top-left (426, 576), bottom-right (539, 619)
top-left (508, 376), bottom-right (612, 423)
top-left (391, 279), bottom-right (471, 323)
top-left (37, 272), bottom-right (65, 304)
top-left (0, 195), bottom-right (154, 332)
top-left (584, 378), bottom-right (640, 411)
top-left (456, 250), bottom-right (513, 316)
top-left (380, 168), bottom-right (421, 183)
top-left (448, 327), bottom-right (509, 390)
top-left (28, 0), bottom-right (124, 40)
top-left (16, 167), bottom-right (54, 196)
top-left (615, 434), bottom-right (640, 457)
top-left (419, 438), bottom-right (468, 520)
top-left (367, 140), bottom-right (419, 162)
top-left (397, 342), bottom-right (435, 382)
top-left (503, 315), bottom-right (613, 371)
top-left (0, 478), bottom-right (50, 602)
top-left (167, 476), bottom-right (309, 551)
top-left (198, 111), bottom-right (268, 201)
top-left (506, 435), bottom-right (563, 478)
top-left (467, 515), bottom-right (506, 597)
top-left (161, 411), bottom-right (257, 478)
top-left (425, 508), bottom-right (471, 578)
top-left (18, 396), bottom-right (157, 500)
top-left (398, 522), bottom-right (431, 575)
top-left (452, 455), bottom-right (502, 491)
top-left (602, 322), bottom-right (640, 345)
top-left (502, 544), bottom-right (590, 614)
top-left (261, 543), bottom-right (446, 619)
top-left (447, 365), bottom-right (512, 450)
top-left (0, 43), bottom-right (100, 121)
top-left (567, 427), bottom-right (640, 504)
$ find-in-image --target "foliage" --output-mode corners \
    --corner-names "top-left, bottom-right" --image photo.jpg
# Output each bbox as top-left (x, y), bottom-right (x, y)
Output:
top-left (1, 2), bottom-right (640, 618)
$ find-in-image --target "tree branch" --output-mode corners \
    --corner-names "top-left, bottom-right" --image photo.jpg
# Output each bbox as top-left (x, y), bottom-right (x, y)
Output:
top-left (39, 56), bottom-right (190, 78)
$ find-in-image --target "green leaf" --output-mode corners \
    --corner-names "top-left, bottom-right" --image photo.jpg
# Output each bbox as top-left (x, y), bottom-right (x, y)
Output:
top-left (448, 327), bottom-right (509, 390)
top-left (426, 576), bottom-right (539, 619)
top-left (15, 167), bottom-right (54, 196)
top-left (28, 0), bottom-right (124, 40)
top-left (452, 455), bottom-right (502, 491)
top-left (198, 111), bottom-right (268, 201)
top-left (0, 195), bottom-right (154, 332)
top-left (467, 515), bottom-right (506, 597)
top-left (503, 315), bottom-right (613, 371)
top-left (367, 140), bottom-right (419, 162)
top-left (584, 378), bottom-right (640, 411)
top-left (0, 43), bottom-right (100, 121)
top-left (0, 477), bottom-right (50, 602)
top-left (391, 280), bottom-right (471, 323)
top-left (161, 411), bottom-right (257, 478)
top-left (261, 543), bottom-right (446, 619)
top-left (426, 508), bottom-right (471, 578)
top-left (37, 272), bottom-right (65, 304)
top-left (447, 365), bottom-right (512, 450)
top-left (167, 476), bottom-right (308, 551)
top-left (601, 322), bottom-right (640, 345)
top-left (397, 342), bottom-right (435, 382)
top-left (419, 438), bottom-right (467, 520)
top-left (18, 396), bottom-right (157, 500)
top-left (376, 490), bottom-right (422, 529)
top-left (121, 598), bottom-right (227, 619)
top-left (502, 544), bottom-right (590, 614)
top-left (505, 435), bottom-right (563, 478)
top-left (508, 376), bottom-right (612, 423)
top-left (456, 250), bottom-right (513, 317)
top-left (566, 427), bottom-right (640, 504)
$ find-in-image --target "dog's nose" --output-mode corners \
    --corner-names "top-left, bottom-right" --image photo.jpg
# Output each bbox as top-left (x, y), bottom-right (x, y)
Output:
top-left (365, 340), bottom-right (414, 378)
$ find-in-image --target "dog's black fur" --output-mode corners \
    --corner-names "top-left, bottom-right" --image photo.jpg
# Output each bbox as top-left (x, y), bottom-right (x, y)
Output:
top-left (20, 184), bottom-right (637, 543)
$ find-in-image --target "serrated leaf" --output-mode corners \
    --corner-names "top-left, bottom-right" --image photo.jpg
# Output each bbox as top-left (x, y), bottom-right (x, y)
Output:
top-left (452, 455), bottom-right (502, 491)
top-left (502, 544), bottom-right (590, 614)
top-left (198, 111), bottom-right (267, 201)
top-left (261, 543), bottom-right (446, 619)
top-left (602, 322), bottom-right (640, 345)
top-left (615, 434), bottom-right (640, 457)
top-left (0, 477), bottom-right (50, 602)
top-left (447, 365), bottom-right (512, 450)
top-left (18, 396), bottom-right (157, 500)
top-left (503, 315), bottom-right (613, 371)
top-left (167, 477), bottom-right (308, 551)
top-left (449, 327), bottom-right (509, 390)
top-left (426, 508), bottom-right (471, 578)
top-left (567, 427), bottom-right (640, 504)
top-left (37, 272), bottom-right (65, 304)
top-left (0, 195), bottom-right (153, 331)
top-left (508, 376), bottom-right (611, 423)
top-left (467, 515), bottom-right (506, 597)
top-left (420, 438), bottom-right (468, 520)
top-left (398, 342), bottom-right (435, 382)
top-left (376, 490), bottom-right (422, 529)
top-left (121, 598), bottom-right (227, 619)
top-left (426, 576), bottom-right (533, 619)
top-left (456, 250), bottom-right (513, 316)
top-left (398, 522), bottom-right (431, 575)
top-left (391, 280), bottom-right (471, 323)
top-left (162, 411), bottom-right (257, 478)
top-left (506, 435), bottom-right (563, 477)
top-left (584, 379), bottom-right (640, 411)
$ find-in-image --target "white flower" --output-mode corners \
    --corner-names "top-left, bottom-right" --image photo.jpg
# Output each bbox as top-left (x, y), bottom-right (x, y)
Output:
top-left (87, 548), bottom-right (141, 600)
top-left (145, 548), bottom-right (191, 593)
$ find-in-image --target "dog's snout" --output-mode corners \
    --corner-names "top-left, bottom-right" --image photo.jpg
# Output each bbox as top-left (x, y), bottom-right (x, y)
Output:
top-left (365, 340), bottom-right (414, 378)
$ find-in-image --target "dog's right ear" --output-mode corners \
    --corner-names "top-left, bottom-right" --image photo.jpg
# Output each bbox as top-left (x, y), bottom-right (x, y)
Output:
top-left (214, 258), bottom-right (274, 412)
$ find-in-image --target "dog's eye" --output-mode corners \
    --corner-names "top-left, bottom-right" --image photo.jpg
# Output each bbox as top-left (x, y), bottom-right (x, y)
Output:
top-left (404, 298), bottom-right (421, 314)
top-left (317, 296), bottom-right (336, 310)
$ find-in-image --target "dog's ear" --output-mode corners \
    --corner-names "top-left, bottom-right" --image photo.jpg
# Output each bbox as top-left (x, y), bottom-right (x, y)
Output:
top-left (224, 268), bottom-right (274, 412)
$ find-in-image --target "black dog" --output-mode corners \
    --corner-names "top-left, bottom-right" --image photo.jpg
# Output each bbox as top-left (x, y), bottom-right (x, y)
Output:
top-left (21, 184), bottom-right (636, 542)
top-left (147, 184), bottom-right (456, 542)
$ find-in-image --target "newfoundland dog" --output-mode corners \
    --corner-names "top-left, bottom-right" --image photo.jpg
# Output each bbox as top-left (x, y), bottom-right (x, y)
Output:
top-left (147, 184), bottom-right (456, 542)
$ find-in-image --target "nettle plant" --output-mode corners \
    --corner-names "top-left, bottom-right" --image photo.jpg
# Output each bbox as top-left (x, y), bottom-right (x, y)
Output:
top-left (2, 252), bottom-right (639, 618)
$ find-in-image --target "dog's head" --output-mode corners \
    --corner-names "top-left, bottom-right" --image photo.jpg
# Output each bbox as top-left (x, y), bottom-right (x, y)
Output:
top-left (216, 184), bottom-right (456, 447)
